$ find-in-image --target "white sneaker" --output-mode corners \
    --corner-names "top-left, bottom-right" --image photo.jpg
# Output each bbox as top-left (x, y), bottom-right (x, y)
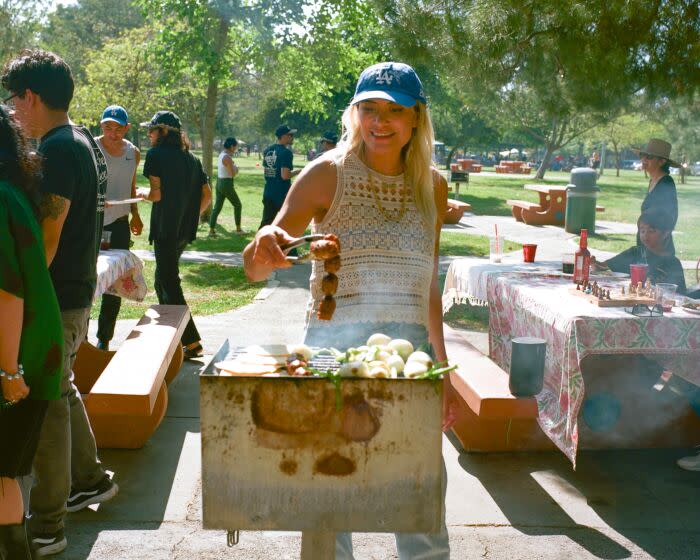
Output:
top-left (677, 451), bottom-right (700, 471)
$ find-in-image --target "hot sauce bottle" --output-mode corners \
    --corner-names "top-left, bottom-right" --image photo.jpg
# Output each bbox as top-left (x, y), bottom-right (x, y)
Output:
top-left (573, 229), bottom-right (591, 284)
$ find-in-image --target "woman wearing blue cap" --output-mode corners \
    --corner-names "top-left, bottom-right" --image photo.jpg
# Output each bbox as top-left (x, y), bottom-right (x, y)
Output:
top-left (244, 62), bottom-right (452, 558)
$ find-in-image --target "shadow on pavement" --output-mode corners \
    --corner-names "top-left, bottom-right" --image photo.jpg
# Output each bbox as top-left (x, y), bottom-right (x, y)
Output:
top-left (456, 443), bottom-right (700, 560)
top-left (59, 361), bottom-right (203, 558)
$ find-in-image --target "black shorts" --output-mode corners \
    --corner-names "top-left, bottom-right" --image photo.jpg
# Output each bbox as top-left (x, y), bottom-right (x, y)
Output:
top-left (0, 399), bottom-right (48, 477)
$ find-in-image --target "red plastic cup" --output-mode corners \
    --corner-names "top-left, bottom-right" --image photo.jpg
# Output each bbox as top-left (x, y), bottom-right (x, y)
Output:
top-left (629, 263), bottom-right (649, 285)
top-left (522, 244), bottom-right (537, 263)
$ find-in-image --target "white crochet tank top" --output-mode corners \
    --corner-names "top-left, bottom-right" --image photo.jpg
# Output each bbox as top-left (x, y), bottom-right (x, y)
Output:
top-left (304, 151), bottom-right (435, 346)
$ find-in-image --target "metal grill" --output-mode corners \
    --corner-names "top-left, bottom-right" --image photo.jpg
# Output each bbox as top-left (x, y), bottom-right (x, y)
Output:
top-left (214, 347), bottom-right (340, 375)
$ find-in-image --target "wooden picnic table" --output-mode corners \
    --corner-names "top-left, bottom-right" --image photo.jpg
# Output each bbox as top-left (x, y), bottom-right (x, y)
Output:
top-left (508, 184), bottom-right (605, 226)
top-left (443, 258), bottom-right (700, 465)
top-left (507, 184), bottom-right (567, 225)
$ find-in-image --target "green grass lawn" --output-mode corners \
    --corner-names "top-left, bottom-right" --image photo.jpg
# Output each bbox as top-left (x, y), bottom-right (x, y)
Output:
top-left (451, 169), bottom-right (700, 260)
top-left (440, 231), bottom-right (520, 257)
top-left (123, 154), bottom-right (700, 325)
top-left (92, 260), bottom-right (264, 320)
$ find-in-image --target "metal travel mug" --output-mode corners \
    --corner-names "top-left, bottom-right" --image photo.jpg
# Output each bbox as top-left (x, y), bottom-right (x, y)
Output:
top-left (509, 337), bottom-right (546, 397)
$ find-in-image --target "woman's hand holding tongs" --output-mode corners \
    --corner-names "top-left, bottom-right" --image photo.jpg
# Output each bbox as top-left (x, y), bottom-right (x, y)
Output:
top-left (281, 234), bottom-right (326, 263)
top-left (249, 225), bottom-right (297, 270)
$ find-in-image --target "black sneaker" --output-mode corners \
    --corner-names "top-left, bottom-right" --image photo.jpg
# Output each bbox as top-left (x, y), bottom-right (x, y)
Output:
top-left (66, 475), bottom-right (118, 513)
top-left (96, 339), bottom-right (109, 351)
top-left (183, 343), bottom-right (204, 360)
top-left (31, 528), bottom-right (67, 556)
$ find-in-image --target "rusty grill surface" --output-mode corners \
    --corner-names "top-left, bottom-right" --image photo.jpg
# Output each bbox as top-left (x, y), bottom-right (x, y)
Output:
top-left (200, 339), bottom-right (444, 533)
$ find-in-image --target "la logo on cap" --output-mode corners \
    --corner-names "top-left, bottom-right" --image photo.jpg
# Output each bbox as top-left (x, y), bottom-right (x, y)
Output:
top-left (375, 68), bottom-right (397, 85)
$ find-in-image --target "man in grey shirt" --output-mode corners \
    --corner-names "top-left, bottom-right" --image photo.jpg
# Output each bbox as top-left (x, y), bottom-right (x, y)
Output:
top-left (95, 105), bottom-right (142, 351)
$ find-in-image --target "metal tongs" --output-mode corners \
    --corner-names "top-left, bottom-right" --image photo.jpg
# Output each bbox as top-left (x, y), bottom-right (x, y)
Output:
top-left (280, 234), bottom-right (325, 263)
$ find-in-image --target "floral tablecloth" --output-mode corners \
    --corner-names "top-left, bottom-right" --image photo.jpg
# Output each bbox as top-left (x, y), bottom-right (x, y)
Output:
top-left (487, 274), bottom-right (700, 467)
top-left (95, 249), bottom-right (147, 302)
top-left (442, 256), bottom-right (561, 309)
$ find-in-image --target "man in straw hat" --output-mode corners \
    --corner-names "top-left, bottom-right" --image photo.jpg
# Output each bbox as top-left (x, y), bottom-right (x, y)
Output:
top-left (633, 138), bottom-right (679, 255)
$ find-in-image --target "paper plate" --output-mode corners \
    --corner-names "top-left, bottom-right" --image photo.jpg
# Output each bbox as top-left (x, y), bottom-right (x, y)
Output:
top-left (681, 306), bottom-right (700, 316)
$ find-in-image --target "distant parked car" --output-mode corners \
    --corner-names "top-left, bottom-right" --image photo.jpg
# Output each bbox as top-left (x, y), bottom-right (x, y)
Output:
top-left (690, 162), bottom-right (700, 176)
top-left (631, 160), bottom-right (643, 171)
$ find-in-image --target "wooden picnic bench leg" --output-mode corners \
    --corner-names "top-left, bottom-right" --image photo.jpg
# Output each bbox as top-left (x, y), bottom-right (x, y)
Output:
top-left (164, 344), bottom-right (184, 385)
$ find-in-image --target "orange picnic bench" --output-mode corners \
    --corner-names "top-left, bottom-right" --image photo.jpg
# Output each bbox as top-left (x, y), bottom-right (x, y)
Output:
top-left (507, 184), bottom-right (604, 226)
top-left (73, 304), bottom-right (190, 448)
top-left (444, 199), bottom-right (472, 224)
top-left (496, 160), bottom-right (531, 174)
top-left (444, 324), bottom-right (554, 451)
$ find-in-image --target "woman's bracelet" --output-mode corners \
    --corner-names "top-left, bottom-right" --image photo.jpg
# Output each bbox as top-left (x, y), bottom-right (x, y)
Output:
top-left (0, 364), bottom-right (24, 381)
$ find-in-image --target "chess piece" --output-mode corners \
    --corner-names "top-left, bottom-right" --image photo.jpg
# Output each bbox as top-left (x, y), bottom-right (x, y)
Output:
top-left (621, 285), bottom-right (626, 295)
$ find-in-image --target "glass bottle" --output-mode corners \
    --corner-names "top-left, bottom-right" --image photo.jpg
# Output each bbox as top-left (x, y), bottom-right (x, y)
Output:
top-left (573, 229), bottom-right (591, 284)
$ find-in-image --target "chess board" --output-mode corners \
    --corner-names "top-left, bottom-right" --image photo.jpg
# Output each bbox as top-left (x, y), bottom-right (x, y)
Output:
top-left (569, 286), bottom-right (655, 307)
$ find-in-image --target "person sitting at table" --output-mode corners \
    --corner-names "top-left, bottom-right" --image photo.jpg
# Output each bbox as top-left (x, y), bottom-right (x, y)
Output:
top-left (0, 104), bottom-right (64, 559)
top-left (634, 138), bottom-right (679, 255)
top-left (591, 208), bottom-right (686, 293)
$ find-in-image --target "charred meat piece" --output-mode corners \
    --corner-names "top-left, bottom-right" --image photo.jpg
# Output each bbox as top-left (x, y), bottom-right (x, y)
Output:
top-left (324, 255), bottom-right (341, 274)
top-left (309, 239), bottom-right (340, 260)
top-left (317, 294), bottom-right (337, 321)
top-left (321, 273), bottom-right (339, 295)
top-left (285, 354), bottom-right (309, 375)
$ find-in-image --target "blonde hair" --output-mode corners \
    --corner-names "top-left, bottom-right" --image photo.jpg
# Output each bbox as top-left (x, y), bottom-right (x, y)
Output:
top-left (340, 101), bottom-right (437, 226)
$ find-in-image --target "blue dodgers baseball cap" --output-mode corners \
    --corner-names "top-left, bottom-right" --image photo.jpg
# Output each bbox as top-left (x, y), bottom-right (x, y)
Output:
top-left (351, 62), bottom-right (427, 107)
top-left (101, 105), bottom-right (129, 126)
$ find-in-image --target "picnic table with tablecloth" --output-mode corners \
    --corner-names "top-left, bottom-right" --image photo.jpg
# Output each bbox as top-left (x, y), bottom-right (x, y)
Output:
top-left (442, 256), bottom-right (560, 308)
top-left (95, 249), bottom-right (147, 302)
top-left (486, 274), bottom-right (700, 467)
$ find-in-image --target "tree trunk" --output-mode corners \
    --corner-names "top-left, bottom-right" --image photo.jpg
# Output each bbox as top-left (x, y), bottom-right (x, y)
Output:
top-left (535, 144), bottom-right (556, 179)
top-left (445, 146), bottom-right (463, 170)
top-left (612, 142), bottom-right (620, 177)
top-left (199, 15), bottom-right (230, 223)
top-left (202, 77), bottom-right (219, 182)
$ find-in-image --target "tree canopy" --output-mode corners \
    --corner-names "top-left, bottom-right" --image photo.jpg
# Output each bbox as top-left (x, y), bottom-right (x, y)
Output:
top-left (377, 0), bottom-right (700, 176)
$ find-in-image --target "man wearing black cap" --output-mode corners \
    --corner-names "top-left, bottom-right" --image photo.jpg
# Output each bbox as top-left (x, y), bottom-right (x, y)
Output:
top-left (138, 110), bottom-right (211, 359)
top-left (315, 130), bottom-right (338, 159)
top-left (260, 124), bottom-right (299, 228)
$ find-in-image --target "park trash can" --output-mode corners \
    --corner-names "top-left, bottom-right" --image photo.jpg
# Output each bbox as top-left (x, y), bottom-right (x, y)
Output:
top-left (565, 167), bottom-right (600, 234)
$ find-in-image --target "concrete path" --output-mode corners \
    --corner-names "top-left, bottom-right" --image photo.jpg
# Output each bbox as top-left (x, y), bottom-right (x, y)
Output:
top-left (133, 214), bottom-right (697, 269)
top-left (71, 264), bottom-right (700, 559)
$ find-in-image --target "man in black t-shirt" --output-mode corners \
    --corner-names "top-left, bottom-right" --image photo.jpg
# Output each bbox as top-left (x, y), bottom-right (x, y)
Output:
top-left (138, 110), bottom-right (212, 359)
top-left (260, 124), bottom-right (300, 228)
top-left (2, 50), bottom-right (115, 557)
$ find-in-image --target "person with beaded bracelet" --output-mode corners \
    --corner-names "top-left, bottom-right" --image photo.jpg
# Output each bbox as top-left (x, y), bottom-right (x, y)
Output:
top-left (0, 104), bottom-right (64, 558)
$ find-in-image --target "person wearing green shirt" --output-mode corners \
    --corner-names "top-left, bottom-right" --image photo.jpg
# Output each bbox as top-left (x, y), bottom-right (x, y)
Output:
top-left (0, 104), bottom-right (63, 559)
